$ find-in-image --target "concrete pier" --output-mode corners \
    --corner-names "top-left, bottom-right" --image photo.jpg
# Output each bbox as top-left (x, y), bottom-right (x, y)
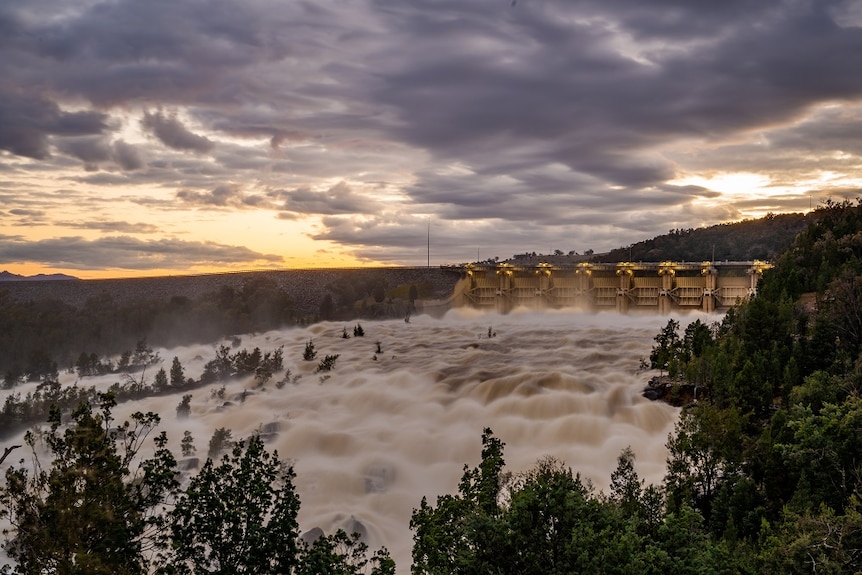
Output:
top-left (451, 261), bottom-right (771, 313)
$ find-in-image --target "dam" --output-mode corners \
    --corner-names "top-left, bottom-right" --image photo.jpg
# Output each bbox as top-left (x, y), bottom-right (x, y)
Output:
top-left (449, 260), bottom-right (772, 313)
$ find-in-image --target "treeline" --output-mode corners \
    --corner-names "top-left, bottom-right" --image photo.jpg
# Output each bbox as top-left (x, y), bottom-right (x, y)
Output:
top-left (596, 211), bottom-right (810, 263)
top-left (0, 274), bottom-right (433, 386)
top-left (641, 199), bottom-right (862, 571)
top-left (0, 276), bottom-right (296, 385)
top-left (0, 394), bottom-right (395, 575)
top-left (0, 340), bottom-right (289, 439)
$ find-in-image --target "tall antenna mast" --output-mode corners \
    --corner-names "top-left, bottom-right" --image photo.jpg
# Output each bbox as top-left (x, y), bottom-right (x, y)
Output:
top-left (427, 217), bottom-right (430, 268)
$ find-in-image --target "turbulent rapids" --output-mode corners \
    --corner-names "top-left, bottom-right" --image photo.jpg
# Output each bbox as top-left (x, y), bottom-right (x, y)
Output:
top-left (1, 308), bottom-right (685, 572)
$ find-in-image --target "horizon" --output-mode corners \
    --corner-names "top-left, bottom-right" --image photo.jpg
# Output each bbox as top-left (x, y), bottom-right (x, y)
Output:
top-left (2, 1), bottom-right (860, 279)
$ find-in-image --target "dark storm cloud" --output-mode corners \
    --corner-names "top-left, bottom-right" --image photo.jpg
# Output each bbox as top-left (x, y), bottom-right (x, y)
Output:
top-left (0, 235), bottom-right (283, 271)
top-left (57, 137), bottom-right (112, 167)
top-left (112, 141), bottom-right (145, 171)
top-left (369, 1), bottom-right (862, 186)
top-left (4, 0), bottom-right (862, 266)
top-left (279, 182), bottom-right (382, 216)
top-left (142, 111), bottom-right (215, 153)
top-left (0, 91), bottom-right (109, 159)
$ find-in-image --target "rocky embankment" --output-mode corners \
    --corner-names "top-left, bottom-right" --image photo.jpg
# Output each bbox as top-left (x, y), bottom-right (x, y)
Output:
top-left (0, 267), bottom-right (463, 319)
top-left (642, 375), bottom-right (699, 406)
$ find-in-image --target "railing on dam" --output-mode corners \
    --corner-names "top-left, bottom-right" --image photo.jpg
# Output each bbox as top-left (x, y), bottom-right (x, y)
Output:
top-left (447, 260), bottom-right (773, 313)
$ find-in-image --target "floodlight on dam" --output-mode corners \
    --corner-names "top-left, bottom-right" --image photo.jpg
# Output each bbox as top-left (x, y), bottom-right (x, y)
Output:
top-left (658, 261), bottom-right (676, 276)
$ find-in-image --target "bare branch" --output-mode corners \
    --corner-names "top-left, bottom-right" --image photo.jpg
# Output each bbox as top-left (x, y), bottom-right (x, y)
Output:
top-left (0, 444), bottom-right (22, 466)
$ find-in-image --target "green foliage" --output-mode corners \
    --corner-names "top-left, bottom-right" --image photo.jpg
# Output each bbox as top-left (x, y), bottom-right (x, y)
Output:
top-left (0, 277), bottom-right (296, 386)
top-left (665, 403), bottom-right (746, 520)
top-left (153, 367), bottom-right (169, 392)
top-left (597, 211), bottom-right (809, 263)
top-left (200, 344), bottom-right (283, 384)
top-left (756, 497), bottom-right (862, 574)
top-left (649, 318), bottom-right (681, 376)
top-left (0, 393), bottom-right (395, 575)
top-left (181, 430), bottom-right (196, 457)
top-left (411, 429), bottom-right (733, 575)
top-left (303, 339), bottom-right (318, 361)
top-left (207, 427), bottom-right (233, 460)
top-left (0, 393), bottom-right (178, 574)
top-left (316, 354), bottom-right (340, 373)
top-left (650, 199), bottom-right (862, 564)
top-left (176, 394), bottom-right (192, 420)
top-left (170, 356), bottom-right (186, 388)
top-left (297, 530), bottom-right (395, 575)
top-left (159, 435), bottom-right (301, 575)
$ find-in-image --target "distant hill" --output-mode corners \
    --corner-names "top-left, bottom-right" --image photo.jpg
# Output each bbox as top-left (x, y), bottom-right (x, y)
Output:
top-left (594, 212), bottom-right (810, 263)
top-left (0, 270), bottom-right (79, 282)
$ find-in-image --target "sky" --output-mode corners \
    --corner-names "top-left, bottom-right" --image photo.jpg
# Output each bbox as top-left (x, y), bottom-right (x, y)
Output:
top-left (2, 0), bottom-right (862, 279)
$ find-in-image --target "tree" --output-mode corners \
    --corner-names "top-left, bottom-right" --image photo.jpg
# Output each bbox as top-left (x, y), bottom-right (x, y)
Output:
top-left (207, 428), bottom-right (233, 460)
top-left (650, 319), bottom-right (681, 376)
top-left (153, 367), bottom-right (169, 392)
top-left (160, 435), bottom-right (301, 575)
top-left (410, 428), bottom-right (506, 574)
top-left (0, 393), bottom-right (177, 575)
top-left (664, 404), bottom-right (745, 519)
top-left (303, 340), bottom-right (317, 361)
top-left (132, 338), bottom-right (159, 367)
top-left (181, 430), bottom-right (196, 457)
top-left (170, 357), bottom-right (185, 388)
top-left (297, 530), bottom-right (395, 575)
top-left (609, 446), bottom-right (644, 520)
top-left (316, 354), bottom-right (340, 373)
top-left (176, 394), bottom-right (192, 420)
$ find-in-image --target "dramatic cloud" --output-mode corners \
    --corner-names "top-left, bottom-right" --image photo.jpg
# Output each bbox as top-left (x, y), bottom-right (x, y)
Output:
top-left (8, 209), bottom-right (45, 217)
top-left (142, 111), bottom-right (215, 153)
top-left (280, 182), bottom-right (383, 216)
top-left (0, 235), bottom-right (283, 271)
top-left (0, 91), bottom-right (109, 159)
top-left (60, 220), bottom-right (161, 234)
top-left (2, 0), bottom-right (862, 274)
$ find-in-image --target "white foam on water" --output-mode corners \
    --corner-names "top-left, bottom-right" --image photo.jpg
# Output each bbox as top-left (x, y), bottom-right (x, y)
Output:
top-left (2, 308), bottom-right (700, 573)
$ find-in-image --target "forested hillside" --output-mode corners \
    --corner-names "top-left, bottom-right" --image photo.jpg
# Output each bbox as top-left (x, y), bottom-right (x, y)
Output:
top-left (0, 271), bottom-right (439, 386)
top-left (596, 211), bottom-right (810, 262)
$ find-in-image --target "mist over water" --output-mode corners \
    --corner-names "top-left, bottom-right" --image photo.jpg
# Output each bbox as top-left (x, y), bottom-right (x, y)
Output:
top-left (2, 308), bottom-right (690, 572)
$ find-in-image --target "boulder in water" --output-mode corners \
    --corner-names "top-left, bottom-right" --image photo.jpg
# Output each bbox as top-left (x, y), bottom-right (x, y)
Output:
top-left (341, 515), bottom-right (368, 542)
top-left (300, 527), bottom-right (325, 546)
